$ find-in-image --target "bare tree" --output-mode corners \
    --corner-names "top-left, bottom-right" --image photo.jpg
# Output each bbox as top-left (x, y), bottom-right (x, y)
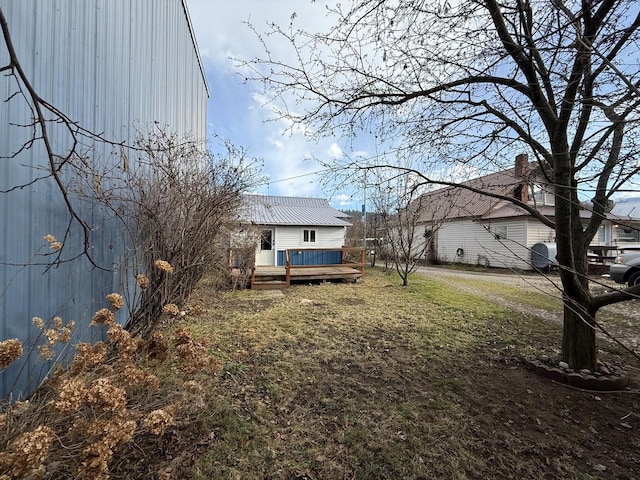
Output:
top-left (244, 1), bottom-right (640, 369)
top-left (370, 177), bottom-right (428, 286)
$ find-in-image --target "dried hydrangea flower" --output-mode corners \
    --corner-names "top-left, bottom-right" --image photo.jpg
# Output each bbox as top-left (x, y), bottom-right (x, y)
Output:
top-left (60, 321), bottom-right (75, 343)
top-left (143, 409), bottom-right (174, 435)
top-left (162, 303), bottom-right (180, 316)
top-left (32, 316), bottom-right (45, 329)
top-left (136, 273), bottom-right (150, 290)
top-left (86, 378), bottom-right (126, 411)
top-left (0, 338), bottom-right (23, 369)
top-left (38, 344), bottom-right (55, 361)
top-left (0, 425), bottom-right (55, 477)
top-left (44, 233), bottom-right (63, 250)
top-left (106, 293), bottom-right (124, 310)
top-left (53, 377), bottom-right (87, 413)
top-left (91, 308), bottom-right (115, 326)
top-left (44, 328), bottom-right (59, 345)
top-left (154, 259), bottom-right (174, 274)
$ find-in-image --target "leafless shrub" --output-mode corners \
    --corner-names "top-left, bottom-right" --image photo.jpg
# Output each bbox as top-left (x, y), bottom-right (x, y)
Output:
top-left (0, 297), bottom-right (218, 479)
top-left (82, 129), bottom-right (258, 337)
top-left (227, 225), bottom-right (263, 289)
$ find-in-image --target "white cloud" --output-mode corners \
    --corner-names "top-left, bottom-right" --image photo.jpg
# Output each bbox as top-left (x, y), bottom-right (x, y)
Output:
top-left (332, 193), bottom-right (353, 207)
top-left (328, 142), bottom-right (343, 159)
top-left (185, 0), bottom-right (361, 201)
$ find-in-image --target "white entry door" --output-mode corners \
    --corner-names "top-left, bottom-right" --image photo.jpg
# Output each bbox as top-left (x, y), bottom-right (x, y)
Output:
top-left (255, 229), bottom-right (275, 266)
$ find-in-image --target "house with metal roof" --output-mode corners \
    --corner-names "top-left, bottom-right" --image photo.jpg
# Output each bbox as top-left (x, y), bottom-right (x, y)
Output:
top-left (237, 194), bottom-right (352, 267)
top-left (416, 155), bottom-right (639, 270)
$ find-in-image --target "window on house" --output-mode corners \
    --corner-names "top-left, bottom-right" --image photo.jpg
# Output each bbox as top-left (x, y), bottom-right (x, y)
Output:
top-left (530, 183), bottom-right (544, 203)
top-left (492, 225), bottom-right (508, 240)
top-left (618, 226), bottom-right (640, 242)
top-left (260, 230), bottom-right (273, 250)
top-left (303, 229), bottom-right (316, 243)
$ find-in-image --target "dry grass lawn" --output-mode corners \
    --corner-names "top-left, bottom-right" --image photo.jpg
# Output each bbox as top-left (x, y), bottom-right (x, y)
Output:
top-left (141, 268), bottom-right (640, 480)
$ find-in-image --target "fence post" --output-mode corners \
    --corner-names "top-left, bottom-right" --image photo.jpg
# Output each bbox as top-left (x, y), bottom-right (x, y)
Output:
top-left (286, 249), bottom-right (291, 287)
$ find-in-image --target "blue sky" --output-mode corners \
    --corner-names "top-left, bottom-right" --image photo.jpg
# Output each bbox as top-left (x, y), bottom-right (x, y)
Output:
top-left (184, 1), bottom-right (640, 206)
top-left (185, 0), bottom-right (361, 209)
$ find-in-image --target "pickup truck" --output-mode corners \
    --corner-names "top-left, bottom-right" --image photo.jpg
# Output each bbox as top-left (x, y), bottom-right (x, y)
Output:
top-left (609, 251), bottom-right (640, 287)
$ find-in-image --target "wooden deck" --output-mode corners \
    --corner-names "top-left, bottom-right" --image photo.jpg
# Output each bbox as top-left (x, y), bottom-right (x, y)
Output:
top-left (248, 248), bottom-right (365, 290)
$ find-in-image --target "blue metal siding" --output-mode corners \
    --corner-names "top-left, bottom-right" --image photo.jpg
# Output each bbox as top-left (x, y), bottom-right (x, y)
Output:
top-left (0, 0), bottom-right (208, 398)
top-left (285, 250), bottom-right (342, 266)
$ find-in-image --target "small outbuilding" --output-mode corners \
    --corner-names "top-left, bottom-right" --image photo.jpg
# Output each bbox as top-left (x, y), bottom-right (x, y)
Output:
top-left (232, 194), bottom-right (364, 288)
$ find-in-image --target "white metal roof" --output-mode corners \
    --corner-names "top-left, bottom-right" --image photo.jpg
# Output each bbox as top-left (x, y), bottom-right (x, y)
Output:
top-left (239, 194), bottom-right (352, 227)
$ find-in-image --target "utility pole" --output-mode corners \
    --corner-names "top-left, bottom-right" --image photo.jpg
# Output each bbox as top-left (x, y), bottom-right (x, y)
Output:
top-left (362, 170), bottom-right (367, 252)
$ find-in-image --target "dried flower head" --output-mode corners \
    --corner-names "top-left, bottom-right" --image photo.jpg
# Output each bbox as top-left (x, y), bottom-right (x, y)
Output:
top-left (38, 344), bottom-right (55, 361)
top-left (154, 259), bottom-right (174, 274)
top-left (114, 359), bottom-right (147, 387)
top-left (188, 303), bottom-right (205, 316)
top-left (60, 320), bottom-right (75, 343)
top-left (173, 328), bottom-right (194, 346)
top-left (44, 233), bottom-right (63, 250)
top-left (106, 293), bottom-right (124, 310)
top-left (86, 378), bottom-right (126, 411)
top-left (136, 273), bottom-right (150, 290)
top-left (53, 377), bottom-right (87, 413)
top-left (70, 342), bottom-right (107, 374)
top-left (144, 333), bottom-right (169, 361)
top-left (44, 328), bottom-right (59, 345)
top-left (78, 415), bottom-right (136, 480)
top-left (0, 338), bottom-right (23, 369)
top-left (53, 316), bottom-right (63, 329)
top-left (173, 329), bottom-right (208, 374)
top-left (91, 308), bottom-right (115, 326)
top-left (162, 303), bottom-right (180, 316)
top-left (0, 425), bottom-right (55, 477)
top-left (143, 409), bottom-right (174, 436)
top-left (32, 316), bottom-right (45, 329)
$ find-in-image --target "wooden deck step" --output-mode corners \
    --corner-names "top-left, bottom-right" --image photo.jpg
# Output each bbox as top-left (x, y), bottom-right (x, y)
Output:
top-left (251, 280), bottom-right (289, 290)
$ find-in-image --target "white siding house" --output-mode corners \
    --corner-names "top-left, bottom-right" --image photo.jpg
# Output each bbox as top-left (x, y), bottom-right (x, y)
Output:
top-left (236, 195), bottom-right (351, 267)
top-left (0, 1), bottom-right (208, 397)
top-left (417, 155), bottom-right (638, 270)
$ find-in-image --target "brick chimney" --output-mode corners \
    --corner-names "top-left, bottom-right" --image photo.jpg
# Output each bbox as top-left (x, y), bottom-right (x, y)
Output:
top-left (515, 153), bottom-right (528, 178)
top-left (514, 154), bottom-right (529, 203)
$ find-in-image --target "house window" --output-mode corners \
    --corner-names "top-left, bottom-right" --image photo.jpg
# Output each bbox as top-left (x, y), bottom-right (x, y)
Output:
top-left (492, 225), bottom-right (508, 240)
top-left (303, 229), bottom-right (316, 243)
top-left (618, 226), bottom-right (640, 243)
top-left (530, 183), bottom-right (544, 204)
top-left (260, 229), bottom-right (273, 250)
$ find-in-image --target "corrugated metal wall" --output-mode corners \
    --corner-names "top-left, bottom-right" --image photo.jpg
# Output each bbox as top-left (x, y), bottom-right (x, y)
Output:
top-left (0, 0), bottom-right (208, 397)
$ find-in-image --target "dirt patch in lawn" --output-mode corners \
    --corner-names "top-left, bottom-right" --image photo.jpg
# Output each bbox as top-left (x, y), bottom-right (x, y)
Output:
top-left (153, 269), bottom-right (639, 479)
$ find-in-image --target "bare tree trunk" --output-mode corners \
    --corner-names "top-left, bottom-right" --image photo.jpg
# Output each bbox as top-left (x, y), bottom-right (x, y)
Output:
top-left (561, 302), bottom-right (596, 370)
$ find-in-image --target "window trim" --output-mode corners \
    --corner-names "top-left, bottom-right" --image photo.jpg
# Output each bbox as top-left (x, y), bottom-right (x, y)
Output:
top-left (260, 229), bottom-right (273, 251)
top-left (303, 229), bottom-right (316, 243)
